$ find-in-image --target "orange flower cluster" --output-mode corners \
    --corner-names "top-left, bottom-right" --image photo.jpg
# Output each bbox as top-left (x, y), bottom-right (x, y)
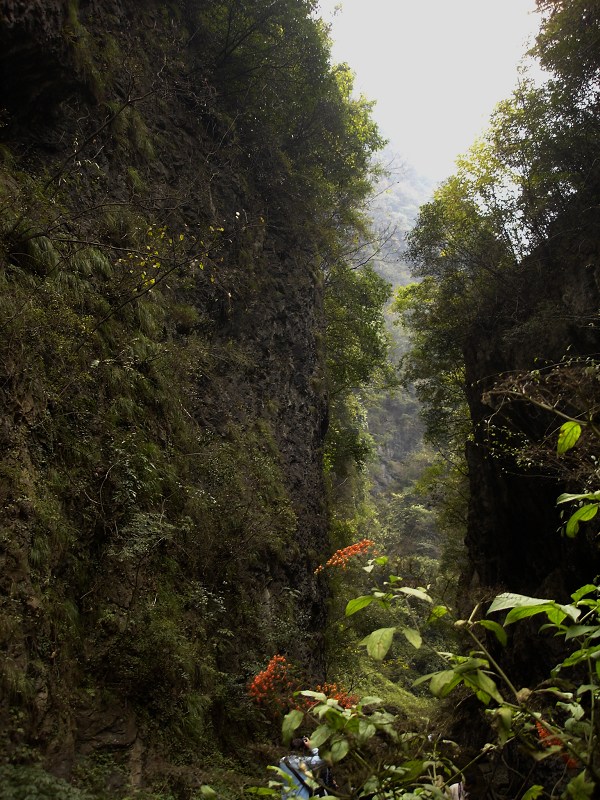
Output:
top-left (535, 721), bottom-right (578, 769)
top-left (248, 658), bottom-right (359, 717)
top-left (313, 683), bottom-right (358, 709)
top-left (248, 655), bottom-right (296, 709)
top-left (314, 539), bottom-right (375, 574)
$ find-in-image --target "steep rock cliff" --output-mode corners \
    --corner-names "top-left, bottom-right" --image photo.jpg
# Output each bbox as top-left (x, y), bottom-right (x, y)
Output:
top-left (0, 0), bottom-right (343, 789)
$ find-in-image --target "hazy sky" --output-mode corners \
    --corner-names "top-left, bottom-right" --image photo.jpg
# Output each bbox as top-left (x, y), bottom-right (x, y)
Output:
top-left (317, 0), bottom-right (541, 183)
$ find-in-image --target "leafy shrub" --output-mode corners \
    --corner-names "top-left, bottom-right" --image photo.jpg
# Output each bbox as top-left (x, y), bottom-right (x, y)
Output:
top-left (0, 766), bottom-right (91, 800)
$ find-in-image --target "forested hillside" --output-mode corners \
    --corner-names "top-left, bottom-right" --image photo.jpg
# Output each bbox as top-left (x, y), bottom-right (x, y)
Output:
top-left (1, 1), bottom-right (600, 799)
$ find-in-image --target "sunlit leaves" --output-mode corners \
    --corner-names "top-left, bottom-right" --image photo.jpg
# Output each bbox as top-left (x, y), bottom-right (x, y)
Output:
top-left (557, 421), bottom-right (582, 454)
top-left (488, 592), bottom-right (580, 625)
top-left (556, 492), bottom-right (600, 538)
top-left (345, 595), bottom-right (375, 616)
top-left (399, 626), bottom-right (422, 649)
top-left (488, 592), bottom-right (552, 614)
top-left (397, 586), bottom-right (433, 603)
top-left (360, 627), bottom-right (396, 661)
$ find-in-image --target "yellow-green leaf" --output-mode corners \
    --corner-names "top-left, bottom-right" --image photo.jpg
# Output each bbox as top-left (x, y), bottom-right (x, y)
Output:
top-left (566, 503), bottom-right (598, 537)
top-left (557, 421), bottom-right (581, 454)
top-left (346, 595), bottom-right (375, 616)
top-left (360, 627), bottom-right (395, 660)
top-left (399, 626), bottom-right (422, 649)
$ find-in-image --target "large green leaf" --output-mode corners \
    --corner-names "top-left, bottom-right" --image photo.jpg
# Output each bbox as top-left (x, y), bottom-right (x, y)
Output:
top-left (488, 592), bottom-right (551, 614)
top-left (453, 657), bottom-right (489, 673)
top-left (478, 619), bottom-right (507, 646)
top-left (360, 627), bottom-right (396, 660)
top-left (566, 503), bottom-right (598, 537)
top-left (399, 626), bottom-right (422, 649)
top-left (345, 595), bottom-right (375, 616)
top-left (492, 706), bottom-right (514, 745)
top-left (429, 669), bottom-right (462, 697)
top-left (398, 586), bottom-right (433, 603)
top-left (557, 491), bottom-right (600, 504)
top-left (300, 690), bottom-right (327, 701)
top-left (428, 604), bottom-right (450, 623)
top-left (359, 696), bottom-right (383, 706)
top-left (463, 669), bottom-right (503, 704)
top-left (570, 584), bottom-right (598, 602)
top-left (503, 603), bottom-right (561, 625)
top-left (357, 720), bottom-right (377, 744)
top-left (282, 709), bottom-right (303, 745)
top-left (565, 624), bottom-right (600, 641)
top-left (310, 724), bottom-right (333, 748)
top-left (561, 644), bottom-right (600, 668)
top-left (329, 738), bottom-right (349, 762)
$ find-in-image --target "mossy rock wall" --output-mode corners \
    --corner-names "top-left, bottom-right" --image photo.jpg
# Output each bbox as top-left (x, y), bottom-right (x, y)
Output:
top-left (0, 0), bottom-right (331, 788)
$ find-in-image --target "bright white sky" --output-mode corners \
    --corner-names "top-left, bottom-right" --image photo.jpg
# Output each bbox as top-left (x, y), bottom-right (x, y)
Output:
top-left (317, 0), bottom-right (542, 183)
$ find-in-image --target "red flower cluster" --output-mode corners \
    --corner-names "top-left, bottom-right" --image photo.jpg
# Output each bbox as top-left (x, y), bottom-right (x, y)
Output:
top-left (535, 721), bottom-right (578, 769)
top-left (248, 655), bottom-right (295, 709)
top-left (248, 657), bottom-right (359, 716)
top-left (313, 683), bottom-right (358, 709)
top-left (314, 539), bottom-right (375, 574)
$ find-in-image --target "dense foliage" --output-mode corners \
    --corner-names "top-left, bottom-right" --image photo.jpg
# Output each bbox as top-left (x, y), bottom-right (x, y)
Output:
top-left (0, 0), bottom-right (391, 795)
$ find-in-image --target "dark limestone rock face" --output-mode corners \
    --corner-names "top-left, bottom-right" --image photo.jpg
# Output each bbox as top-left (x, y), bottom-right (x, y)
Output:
top-left (463, 204), bottom-right (600, 600)
top-left (0, 0), bottom-right (331, 781)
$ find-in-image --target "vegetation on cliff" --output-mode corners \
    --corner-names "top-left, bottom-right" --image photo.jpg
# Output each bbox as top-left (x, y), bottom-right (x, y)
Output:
top-left (0, 0), bottom-right (392, 795)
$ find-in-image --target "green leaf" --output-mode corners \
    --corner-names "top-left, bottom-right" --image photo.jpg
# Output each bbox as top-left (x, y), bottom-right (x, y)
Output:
top-left (345, 595), bottom-right (375, 616)
top-left (571, 584), bottom-right (598, 602)
top-left (398, 586), bottom-right (433, 603)
top-left (400, 760), bottom-right (428, 783)
top-left (360, 627), bottom-right (396, 661)
top-left (359, 696), bottom-right (383, 706)
top-left (488, 592), bottom-right (551, 614)
top-left (329, 738), bottom-right (349, 762)
top-left (399, 626), bottom-right (422, 649)
top-left (299, 690), bottom-right (327, 701)
top-left (413, 672), bottom-right (436, 687)
top-left (557, 491), bottom-right (600, 504)
top-left (464, 669), bottom-right (503, 704)
top-left (310, 724), bottom-right (333, 748)
top-left (566, 771), bottom-right (595, 800)
top-left (557, 421), bottom-right (581, 454)
top-left (357, 719), bottom-right (377, 744)
top-left (566, 503), bottom-right (598, 537)
top-left (504, 603), bottom-right (561, 625)
top-left (200, 787), bottom-right (217, 798)
top-left (491, 706), bottom-right (514, 745)
top-left (282, 709), bottom-right (303, 745)
top-left (561, 644), bottom-right (600, 668)
top-left (478, 619), bottom-right (508, 646)
top-left (429, 669), bottom-right (462, 697)
top-left (427, 604), bottom-right (450, 622)
top-left (564, 624), bottom-right (600, 640)
top-left (522, 787), bottom-right (544, 800)
top-left (454, 657), bottom-right (489, 673)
